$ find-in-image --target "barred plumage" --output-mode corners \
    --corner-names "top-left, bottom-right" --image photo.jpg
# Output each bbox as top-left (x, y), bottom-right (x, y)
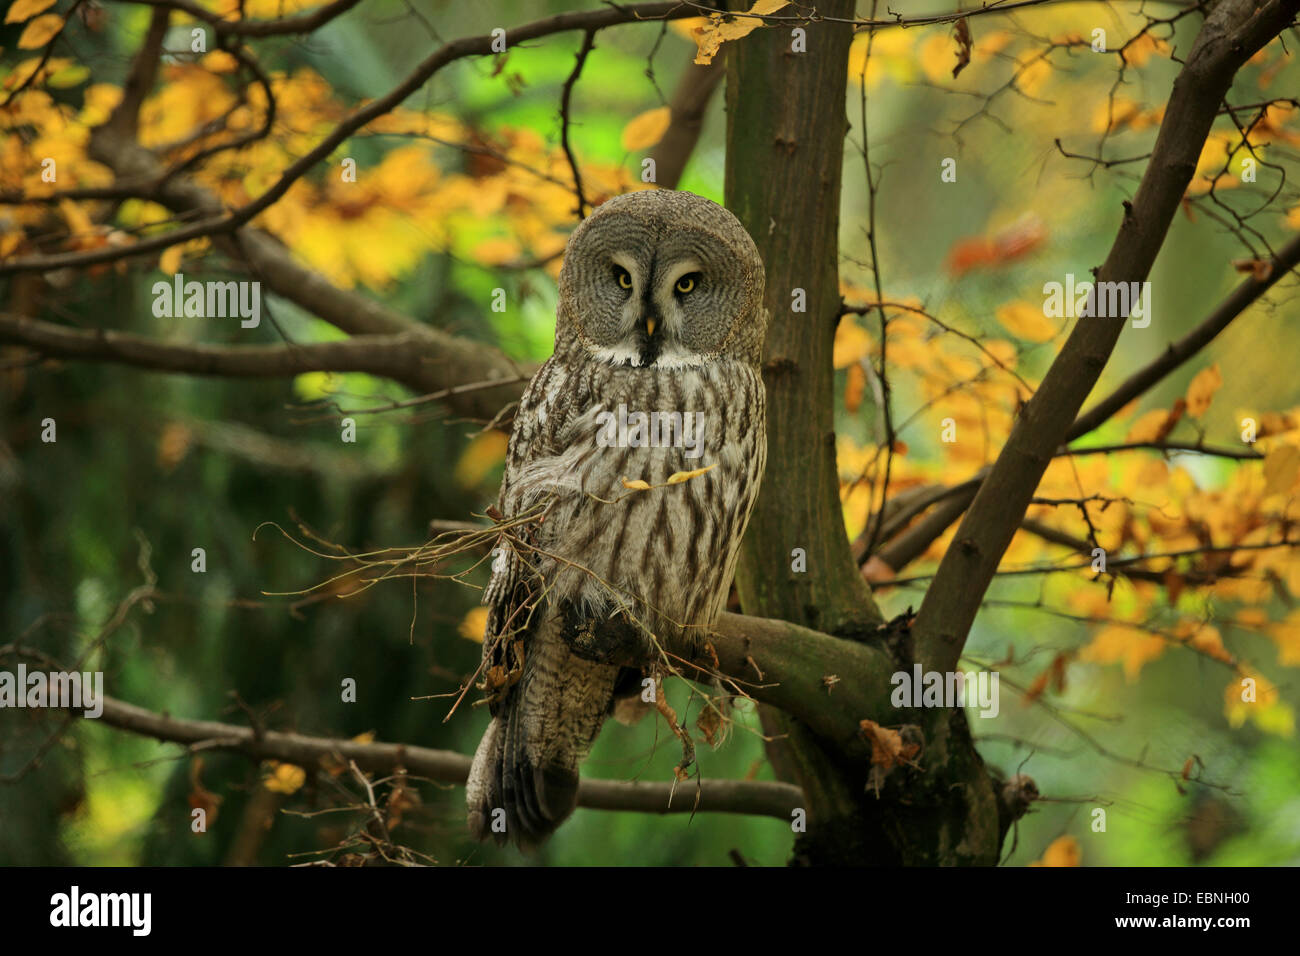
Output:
top-left (466, 190), bottom-right (767, 849)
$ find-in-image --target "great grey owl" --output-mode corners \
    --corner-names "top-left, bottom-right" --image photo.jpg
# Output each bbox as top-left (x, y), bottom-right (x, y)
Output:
top-left (466, 189), bottom-right (767, 849)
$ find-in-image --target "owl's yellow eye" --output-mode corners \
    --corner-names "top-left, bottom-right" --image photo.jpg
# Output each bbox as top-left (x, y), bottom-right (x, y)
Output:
top-left (675, 274), bottom-right (698, 295)
top-left (615, 268), bottom-right (633, 290)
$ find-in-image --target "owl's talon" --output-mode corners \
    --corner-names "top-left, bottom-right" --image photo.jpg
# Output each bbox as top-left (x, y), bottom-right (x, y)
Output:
top-left (560, 603), bottom-right (653, 665)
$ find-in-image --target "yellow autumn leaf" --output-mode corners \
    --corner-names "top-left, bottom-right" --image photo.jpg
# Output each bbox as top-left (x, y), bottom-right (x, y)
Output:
top-left (621, 477), bottom-right (653, 491)
top-left (1193, 131), bottom-right (1236, 180)
top-left (1125, 408), bottom-right (1173, 444)
top-left (453, 430), bottom-right (508, 488)
top-left (1184, 364), bottom-right (1222, 418)
top-left (1029, 835), bottom-right (1081, 867)
top-left (833, 316), bottom-right (872, 368)
top-left (58, 198), bottom-right (94, 240)
top-left (666, 464), bottom-right (717, 484)
top-left (459, 607), bottom-right (488, 644)
top-left (1267, 611), bottom-right (1300, 666)
top-left (1263, 443), bottom-right (1300, 496)
top-left (264, 762), bottom-right (306, 794)
top-left (668, 17), bottom-right (711, 42)
top-left (1016, 58), bottom-right (1051, 97)
top-left (1123, 33), bottom-right (1171, 67)
top-left (5, 0), bottom-right (57, 24)
top-left (918, 32), bottom-right (954, 84)
top-left (159, 245), bottom-right (183, 277)
top-left (995, 301), bottom-right (1057, 343)
top-left (693, 0), bottom-right (788, 66)
top-left (473, 237), bottom-right (523, 266)
top-left (1182, 623), bottom-right (1233, 665)
top-left (621, 106), bottom-right (672, 151)
top-left (201, 50), bottom-right (240, 74)
top-left (17, 13), bottom-right (63, 49)
top-left (847, 29), bottom-right (917, 88)
top-left (1235, 607), bottom-right (1269, 629)
top-left (1224, 669), bottom-right (1294, 735)
top-left (1079, 624), bottom-right (1166, 682)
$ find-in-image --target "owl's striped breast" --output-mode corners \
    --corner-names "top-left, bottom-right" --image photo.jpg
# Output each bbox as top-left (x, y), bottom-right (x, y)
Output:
top-left (503, 358), bottom-right (765, 641)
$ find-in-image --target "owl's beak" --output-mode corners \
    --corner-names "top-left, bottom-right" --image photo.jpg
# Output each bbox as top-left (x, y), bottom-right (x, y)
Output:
top-left (644, 317), bottom-right (657, 337)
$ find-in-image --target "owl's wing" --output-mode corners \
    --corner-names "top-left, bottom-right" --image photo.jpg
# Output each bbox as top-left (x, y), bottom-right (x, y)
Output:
top-left (478, 355), bottom-right (590, 692)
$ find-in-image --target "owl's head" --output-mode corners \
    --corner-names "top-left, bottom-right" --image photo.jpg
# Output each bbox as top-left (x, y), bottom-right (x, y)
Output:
top-left (555, 190), bottom-right (766, 368)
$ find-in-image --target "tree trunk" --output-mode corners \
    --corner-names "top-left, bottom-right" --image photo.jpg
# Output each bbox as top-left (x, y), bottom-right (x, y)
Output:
top-left (724, 2), bottom-right (999, 865)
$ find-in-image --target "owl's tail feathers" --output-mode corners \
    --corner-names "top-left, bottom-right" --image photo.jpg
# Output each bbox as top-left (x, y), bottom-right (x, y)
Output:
top-left (466, 715), bottom-right (507, 844)
top-left (464, 697), bottom-right (582, 851)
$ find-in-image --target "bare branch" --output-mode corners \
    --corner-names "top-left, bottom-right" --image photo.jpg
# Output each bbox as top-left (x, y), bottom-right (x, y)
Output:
top-left (51, 691), bottom-right (803, 820)
top-left (559, 29), bottom-right (597, 219)
top-left (111, 0), bottom-right (363, 37)
top-left (1068, 230), bottom-right (1300, 441)
top-left (650, 52), bottom-right (727, 190)
top-left (1061, 440), bottom-right (1263, 461)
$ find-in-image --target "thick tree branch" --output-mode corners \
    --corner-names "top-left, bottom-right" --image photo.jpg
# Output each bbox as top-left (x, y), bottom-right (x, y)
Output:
top-left (915, 0), bottom-right (1300, 675)
top-left (0, 312), bottom-right (463, 385)
top-left (105, 6), bottom-right (170, 140)
top-left (707, 612), bottom-right (894, 755)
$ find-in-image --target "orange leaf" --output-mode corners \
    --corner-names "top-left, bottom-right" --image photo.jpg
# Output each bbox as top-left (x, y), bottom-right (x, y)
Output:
top-left (1263, 443), bottom-right (1300, 496)
top-left (946, 216), bottom-right (1046, 275)
top-left (1080, 624), bottom-right (1166, 682)
top-left (844, 363), bottom-right (866, 412)
top-left (459, 607), bottom-right (488, 644)
top-left (5, 0), bottom-right (57, 24)
top-left (453, 430), bottom-right (508, 488)
top-left (833, 316), bottom-right (872, 368)
top-left (858, 719), bottom-right (919, 769)
top-left (621, 106), bottom-right (672, 151)
top-left (1030, 835), bottom-right (1081, 867)
top-left (1184, 364), bottom-right (1222, 418)
top-left (995, 301), bottom-right (1057, 343)
top-left (17, 12), bottom-right (63, 49)
top-left (1125, 399), bottom-right (1185, 444)
top-left (263, 762), bottom-right (306, 794)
